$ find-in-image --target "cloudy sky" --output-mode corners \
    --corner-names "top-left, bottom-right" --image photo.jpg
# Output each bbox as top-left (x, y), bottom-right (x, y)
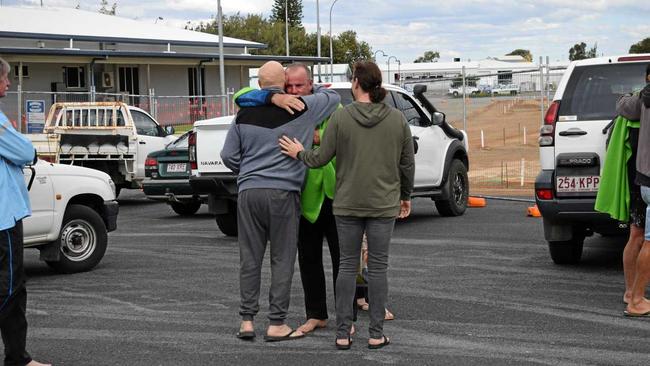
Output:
top-left (5, 0), bottom-right (650, 63)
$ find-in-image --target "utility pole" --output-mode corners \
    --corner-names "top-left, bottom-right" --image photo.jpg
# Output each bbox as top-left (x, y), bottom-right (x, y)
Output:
top-left (285, 0), bottom-right (290, 56)
top-left (217, 0), bottom-right (226, 116)
top-left (316, 0), bottom-right (321, 82)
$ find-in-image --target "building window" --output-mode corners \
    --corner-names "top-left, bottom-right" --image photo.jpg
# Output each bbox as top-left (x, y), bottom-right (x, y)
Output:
top-left (497, 70), bottom-right (513, 84)
top-left (63, 66), bottom-right (86, 88)
top-left (13, 65), bottom-right (29, 78)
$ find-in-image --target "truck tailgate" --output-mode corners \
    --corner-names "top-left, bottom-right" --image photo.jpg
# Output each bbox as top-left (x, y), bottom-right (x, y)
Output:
top-left (194, 116), bottom-right (235, 174)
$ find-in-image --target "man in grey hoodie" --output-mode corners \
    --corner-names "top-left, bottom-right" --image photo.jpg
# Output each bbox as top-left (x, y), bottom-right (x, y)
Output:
top-left (220, 61), bottom-right (340, 341)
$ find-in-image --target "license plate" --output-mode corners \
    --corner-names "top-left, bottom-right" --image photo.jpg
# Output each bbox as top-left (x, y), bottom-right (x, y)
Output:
top-left (556, 176), bottom-right (600, 193)
top-left (166, 163), bottom-right (187, 173)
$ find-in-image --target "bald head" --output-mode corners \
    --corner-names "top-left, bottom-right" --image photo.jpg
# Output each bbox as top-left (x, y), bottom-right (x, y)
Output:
top-left (258, 61), bottom-right (285, 89)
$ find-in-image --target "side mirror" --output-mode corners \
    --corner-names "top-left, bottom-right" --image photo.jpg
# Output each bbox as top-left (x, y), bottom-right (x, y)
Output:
top-left (413, 84), bottom-right (427, 98)
top-left (164, 126), bottom-right (175, 136)
top-left (432, 112), bottom-right (445, 125)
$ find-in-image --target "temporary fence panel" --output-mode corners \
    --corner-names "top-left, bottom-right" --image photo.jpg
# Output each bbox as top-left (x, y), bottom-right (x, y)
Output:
top-left (402, 64), bottom-right (567, 194)
top-left (4, 90), bottom-right (235, 133)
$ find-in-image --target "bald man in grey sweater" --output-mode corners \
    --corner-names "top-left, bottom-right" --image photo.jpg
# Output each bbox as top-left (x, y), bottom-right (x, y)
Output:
top-left (221, 61), bottom-right (340, 341)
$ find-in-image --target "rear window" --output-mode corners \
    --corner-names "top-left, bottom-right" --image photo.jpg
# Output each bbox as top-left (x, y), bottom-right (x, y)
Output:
top-left (331, 88), bottom-right (397, 107)
top-left (559, 63), bottom-right (649, 121)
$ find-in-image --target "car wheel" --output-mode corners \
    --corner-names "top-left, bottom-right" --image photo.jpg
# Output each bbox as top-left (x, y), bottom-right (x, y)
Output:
top-left (216, 201), bottom-right (238, 236)
top-left (170, 200), bottom-right (201, 216)
top-left (45, 204), bottom-right (108, 273)
top-left (435, 159), bottom-right (469, 216)
top-left (452, 91), bottom-right (459, 97)
top-left (548, 236), bottom-right (584, 265)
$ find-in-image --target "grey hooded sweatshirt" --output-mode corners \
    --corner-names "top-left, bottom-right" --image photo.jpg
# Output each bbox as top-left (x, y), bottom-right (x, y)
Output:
top-left (297, 101), bottom-right (415, 218)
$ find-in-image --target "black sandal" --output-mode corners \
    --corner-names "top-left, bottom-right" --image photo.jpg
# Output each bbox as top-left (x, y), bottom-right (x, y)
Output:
top-left (335, 334), bottom-right (352, 350)
top-left (368, 335), bottom-right (390, 349)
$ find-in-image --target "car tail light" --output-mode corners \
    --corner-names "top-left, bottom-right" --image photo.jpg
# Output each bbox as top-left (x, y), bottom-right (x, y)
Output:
top-left (188, 131), bottom-right (197, 170)
top-left (539, 101), bottom-right (560, 147)
top-left (39, 155), bottom-right (55, 163)
top-left (536, 188), bottom-right (553, 200)
top-left (145, 157), bottom-right (158, 167)
top-left (618, 55), bottom-right (650, 62)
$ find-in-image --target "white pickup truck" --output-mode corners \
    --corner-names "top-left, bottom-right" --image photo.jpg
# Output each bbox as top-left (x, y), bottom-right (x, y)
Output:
top-left (23, 159), bottom-right (118, 273)
top-left (29, 102), bottom-right (176, 196)
top-left (189, 83), bottom-right (470, 236)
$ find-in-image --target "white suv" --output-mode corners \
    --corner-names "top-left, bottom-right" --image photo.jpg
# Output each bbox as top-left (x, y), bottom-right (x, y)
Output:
top-left (189, 83), bottom-right (470, 236)
top-left (536, 54), bottom-right (650, 264)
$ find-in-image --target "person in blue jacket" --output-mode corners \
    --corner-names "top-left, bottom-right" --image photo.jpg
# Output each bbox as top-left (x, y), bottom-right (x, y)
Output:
top-left (0, 57), bottom-right (50, 366)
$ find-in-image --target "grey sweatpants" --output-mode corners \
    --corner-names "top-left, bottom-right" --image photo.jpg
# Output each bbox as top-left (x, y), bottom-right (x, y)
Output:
top-left (334, 216), bottom-right (395, 339)
top-left (238, 188), bottom-right (301, 325)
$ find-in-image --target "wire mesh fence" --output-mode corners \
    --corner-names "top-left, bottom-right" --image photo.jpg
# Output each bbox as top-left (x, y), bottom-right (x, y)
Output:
top-left (413, 65), bottom-right (567, 194)
top-left (2, 89), bottom-right (236, 132)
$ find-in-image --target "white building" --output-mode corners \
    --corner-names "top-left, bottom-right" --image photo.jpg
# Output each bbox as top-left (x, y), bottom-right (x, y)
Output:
top-left (0, 6), bottom-right (327, 127)
top-left (378, 56), bottom-right (569, 93)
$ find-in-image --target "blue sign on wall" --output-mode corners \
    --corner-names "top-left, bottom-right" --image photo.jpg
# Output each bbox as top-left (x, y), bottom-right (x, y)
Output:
top-left (26, 100), bottom-right (45, 133)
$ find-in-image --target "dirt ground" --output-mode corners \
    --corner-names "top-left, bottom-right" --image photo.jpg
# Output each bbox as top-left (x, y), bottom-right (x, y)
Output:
top-left (441, 96), bottom-right (546, 197)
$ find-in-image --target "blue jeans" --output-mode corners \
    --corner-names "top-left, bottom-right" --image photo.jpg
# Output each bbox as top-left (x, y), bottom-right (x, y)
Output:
top-left (641, 186), bottom-right (650, 240)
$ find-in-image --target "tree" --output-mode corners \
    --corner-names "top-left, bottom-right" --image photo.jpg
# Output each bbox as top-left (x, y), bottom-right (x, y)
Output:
top-left (569, 42), bottom-right (597, 61)
top-left (270, 0), bottom-right (303, 28)
top-left (629, 38), bottom-right (650, 54)
top-left (507, 49), bottom-right (532, 62)
top-left (414, 50), bottom-right (440, 63)
top-left (99, 0), bottom-right (116, 15)
top-left (191, 13), bottom-right (372, 64)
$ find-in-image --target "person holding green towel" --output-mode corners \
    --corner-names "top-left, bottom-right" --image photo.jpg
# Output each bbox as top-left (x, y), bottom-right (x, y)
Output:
top-left (615, 64), bottom-right (650, 317)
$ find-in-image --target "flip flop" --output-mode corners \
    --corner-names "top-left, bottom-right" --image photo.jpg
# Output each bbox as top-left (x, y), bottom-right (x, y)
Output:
top-left (236, 330), bottom-right (256, 340)
top-left (263, 329), bottom-right (305, 342)
top-left (335, 334), bottom-right (352, 350)
top-left (623, 310), bottom-right (650, 318)
top-left (368, 335), bottom-right (390, 350)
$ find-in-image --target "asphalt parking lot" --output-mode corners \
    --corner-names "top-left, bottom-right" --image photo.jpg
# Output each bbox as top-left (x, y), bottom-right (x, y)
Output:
top-left (17, 190), bottom-right (650, 365)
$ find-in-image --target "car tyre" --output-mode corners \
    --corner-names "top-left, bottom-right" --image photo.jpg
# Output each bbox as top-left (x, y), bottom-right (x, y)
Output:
top-left (46, 204), bottom-right (107, 273)
top-left (170, 200), bottom-right (201, 216)
top-left (216, 201), bottom-right (238, 236)
top-left (452, 91), bottom-right (459, 97)
top-left (435, 159), bottom-right (469, 217)
top-left (548, 236), bottom-right (584, 265)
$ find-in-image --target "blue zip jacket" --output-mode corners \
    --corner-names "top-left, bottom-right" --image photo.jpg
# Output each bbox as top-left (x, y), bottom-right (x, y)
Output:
top-left (0, 111), bottom-right (34, 231)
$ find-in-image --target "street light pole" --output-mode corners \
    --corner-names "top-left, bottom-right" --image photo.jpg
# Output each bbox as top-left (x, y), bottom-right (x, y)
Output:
top-left (316, 0), bottom-right (321, 82)
top-left (329, 0), bottom-right (339, 82)
top-left (387, 55), bottom-right (398, 84)
top-left (373, 49), bottom-right (386, 62)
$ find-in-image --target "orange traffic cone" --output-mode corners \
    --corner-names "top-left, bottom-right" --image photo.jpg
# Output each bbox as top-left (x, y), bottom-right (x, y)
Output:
top-left (468, 196), bottom-right (486, 208)
top-left (527, 205), bottom-right (541, 217)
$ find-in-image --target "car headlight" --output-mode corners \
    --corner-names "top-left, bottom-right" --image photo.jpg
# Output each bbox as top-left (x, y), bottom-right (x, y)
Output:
top-left (108, 178), bottom-right (117, 198)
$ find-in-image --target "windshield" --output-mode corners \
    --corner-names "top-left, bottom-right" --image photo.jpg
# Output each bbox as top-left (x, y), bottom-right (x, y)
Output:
top-left (559, 63), bottom-right (649, 121)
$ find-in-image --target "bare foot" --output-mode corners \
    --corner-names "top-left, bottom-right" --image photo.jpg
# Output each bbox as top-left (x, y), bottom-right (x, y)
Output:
top-left (357, 298), bottom-right (369, 311)
top-left (384, 308), bottom-right (394, 321)
top-left (267, 324), bottom-right (304, 338)
top-left (297, 318), bottom-right (327, 334)
top-left (239, 320), bottom-right (254, 333)
top-left (626, 297), bottom-right (650, 316)
top-left (623, 292), bottom-right (631, 304)
top-left (27, 361), bottom-right (51, 366)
